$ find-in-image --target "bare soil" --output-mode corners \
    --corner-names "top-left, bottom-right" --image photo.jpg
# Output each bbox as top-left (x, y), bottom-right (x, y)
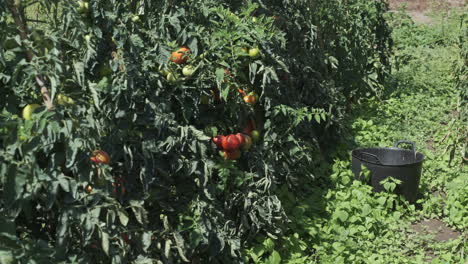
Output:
top-left (410, 219), bottom-right (461, 242)
top-left (410, 219), bottom-right (461, 262)
top-left (389, 0), bottom-right (466, 11)
top-left (388, 0), bottom-right (466, 24)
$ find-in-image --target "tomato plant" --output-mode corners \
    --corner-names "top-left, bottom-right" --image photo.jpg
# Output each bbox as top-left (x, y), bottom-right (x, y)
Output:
top-left (0, 0), bottom-right (392, 262)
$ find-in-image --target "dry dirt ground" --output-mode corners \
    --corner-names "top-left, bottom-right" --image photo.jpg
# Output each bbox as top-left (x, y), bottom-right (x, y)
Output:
top-left (389, 0), bottom-right (466, 24)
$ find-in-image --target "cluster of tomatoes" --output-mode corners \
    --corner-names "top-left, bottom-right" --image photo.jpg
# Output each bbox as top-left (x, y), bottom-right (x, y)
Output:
top-left (212, 133), bottom-right (251, 160)
top-left (212, 119), bottom-right (261, 160)
top-left (164, 45), bottom-right (263, 161)
top-left (158, 46), bottom-right (194, 83)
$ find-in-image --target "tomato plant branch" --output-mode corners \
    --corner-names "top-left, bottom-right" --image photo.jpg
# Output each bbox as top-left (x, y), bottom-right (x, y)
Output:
top-left (6, 0), bottom-right (54, 110)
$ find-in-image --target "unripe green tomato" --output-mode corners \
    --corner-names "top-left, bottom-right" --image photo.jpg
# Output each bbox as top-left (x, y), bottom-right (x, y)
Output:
top-left (85, 34), bottom-right (92, 42)
top-left (229, 12), bottom-right (239, 20)
top-left (131, 15), bottom-right (140, 23)
top-left (4, 38), bottom-right (19, 50)
top-left (199, 52), bottom-right (207, 59)
top-left (251, 130), bottom-right (261, 142)
top-left (22, 104), bottom-right (40, 120)
top-left (249, 48), bottom-right (260, 59)
top-left (57, 94), bottom-right (67, 105)
top-left (158, 65), bottom-right (169, 76)
top-left (77, 1), bottom-right (89, 13)
top-left (166, 72), bottom-right (178, 83)
top-left (182, 65), bottom-right (196, 77)
top-left (18, 125), bottom-right (28, 141)
top-left (252, 17), bottom-right (258, 23)
top-left (57, 94), bottom-right (75, 105)
top-left (200, 94), bottom-right (210, 105)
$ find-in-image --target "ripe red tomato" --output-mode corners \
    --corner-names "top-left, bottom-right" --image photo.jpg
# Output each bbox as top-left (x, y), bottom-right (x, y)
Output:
top-left (243, 92), bottom-right (258, 104)
top-left (212, 135), bottom-right (225, 149)
top-left (221, 134), bottom-right (242, 151)
top-left (221, 150), bottom-right (241, 160)
top-left (85, 184), bottom-right (93, 193)
top-left (235, 133), bottom-right (246, 147)
top-left (249, 92), bottom-right (258, 102)
top-left (243, 95), bottom-right (255, 104)
top-left (91, 150), bottom-right (110, 164)
top-left (170, 46), bottom-right (190, 64)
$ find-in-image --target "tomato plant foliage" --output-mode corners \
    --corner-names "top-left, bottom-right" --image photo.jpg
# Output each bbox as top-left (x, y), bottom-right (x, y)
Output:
top-left (0, 0), bottom-right (391, 262)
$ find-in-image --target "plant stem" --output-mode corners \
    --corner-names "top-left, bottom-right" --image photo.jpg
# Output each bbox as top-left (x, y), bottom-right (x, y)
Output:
top-left (6, 0), bottom-right (54, 110)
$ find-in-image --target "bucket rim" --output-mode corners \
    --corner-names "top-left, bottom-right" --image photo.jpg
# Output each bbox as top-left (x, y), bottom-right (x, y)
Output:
top-left (352, 147), bottom-right (425, 167)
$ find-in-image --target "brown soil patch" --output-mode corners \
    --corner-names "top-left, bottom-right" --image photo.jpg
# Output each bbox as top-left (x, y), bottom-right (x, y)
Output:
top-left (432, 190), bottom-right (447, 198)
top-left (389, 0), bottom-right (466, 24)
top-left (410, 219), bottom-right (461, 261)
top-left (410, 219), bottom-right (461, 242)
top-left (389, 0), bottom-right (466, 11)
top-left (426, 139), bottom-right (436, 152)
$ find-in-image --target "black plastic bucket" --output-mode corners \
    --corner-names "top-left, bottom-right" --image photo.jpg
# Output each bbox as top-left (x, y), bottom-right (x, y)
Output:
top-left (351, 140), bottom-right (425, 203)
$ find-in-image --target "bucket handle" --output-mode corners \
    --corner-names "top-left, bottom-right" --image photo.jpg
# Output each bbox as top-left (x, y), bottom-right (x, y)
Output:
top-left (394, 140), bottom-right (416, 153)
top-left (359, 152), bottom-right (383, 165)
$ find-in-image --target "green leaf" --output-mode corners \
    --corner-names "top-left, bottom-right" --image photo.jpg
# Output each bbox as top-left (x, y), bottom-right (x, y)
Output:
top-left (130, 200), bottom-right (148, 225)
top-left (314, 114), bottom-right (321, 124)
top-left (361, 204), bottom-right (372, 216)
top-left (267, 250), bottom-right (282, 264)
top-left (101, 229), bottom-right (109, 256)
top-left (0, 250), bottom-right (15, 264)
top-left (263, 238), bottom-right (275, 252)
top-left (118, 210), bottom-right (129, 227)
top-left (0, 217), bottom-right (16, 239)
top-left (336, 210), bottom-right (349, 222)
top-left (215, 68), bottom-right (225, 83)
top-left (377, 197), bottom-right (387, 206)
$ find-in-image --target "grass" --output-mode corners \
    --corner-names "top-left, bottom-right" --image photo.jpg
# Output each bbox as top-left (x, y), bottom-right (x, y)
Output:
top-left (244, 8), bottom-right (467, 264)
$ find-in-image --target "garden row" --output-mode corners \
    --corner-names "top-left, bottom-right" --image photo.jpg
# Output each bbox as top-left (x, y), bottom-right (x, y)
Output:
top-left (0, 0), bottom-right (391, 262)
